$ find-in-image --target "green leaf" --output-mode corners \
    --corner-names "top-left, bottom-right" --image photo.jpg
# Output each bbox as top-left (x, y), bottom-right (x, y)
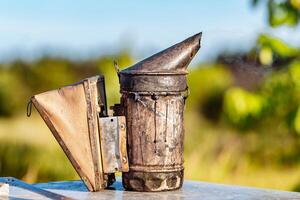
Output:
top-left (268, 0), bottom-right (299, 27)
top-left (258, 34), bottom-right (299, 58)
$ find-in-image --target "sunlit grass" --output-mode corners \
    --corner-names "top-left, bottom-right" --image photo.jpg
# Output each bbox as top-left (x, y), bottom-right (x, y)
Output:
top-left (0, 115), bottom-right (78, 183)
top-left (1, 114), bottom-right (300, 191)
top-left (184, 110), bottom-right (300, 191)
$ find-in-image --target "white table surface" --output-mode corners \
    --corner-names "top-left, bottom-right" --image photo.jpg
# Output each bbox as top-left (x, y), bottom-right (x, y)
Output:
top-left (5, 178), bottom-right (300, 200)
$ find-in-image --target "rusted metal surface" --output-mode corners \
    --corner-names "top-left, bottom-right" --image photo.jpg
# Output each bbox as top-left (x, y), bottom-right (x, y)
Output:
top-left (120, 74), bottom-right (188, 92)
top-left (99, 116), bottom-right (129, 173)
top-left (119, 33), bottom-right (201, 92)
top-left (122, 170), bottom-right (183, 192)
top-left (119, 33), bottom-right (202, 191)
top-left (122, 94), bottom-right (185, 192)
top-left (120, 33), bottom-right (201, 74)
top-left (124, 95), bottom-right (185, 170)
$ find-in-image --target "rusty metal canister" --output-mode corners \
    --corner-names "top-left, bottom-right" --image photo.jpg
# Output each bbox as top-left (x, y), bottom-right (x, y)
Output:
top-left (119, 33), bottom-right (201, 192)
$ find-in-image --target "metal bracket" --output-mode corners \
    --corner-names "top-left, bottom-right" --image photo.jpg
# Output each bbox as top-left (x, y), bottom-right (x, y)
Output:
top-left (99, 116), bottom-right (129, 173)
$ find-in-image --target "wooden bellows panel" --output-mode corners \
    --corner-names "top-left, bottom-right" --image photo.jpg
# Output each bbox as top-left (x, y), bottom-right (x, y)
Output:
top-left (31, 76), bottom-right (128, 191)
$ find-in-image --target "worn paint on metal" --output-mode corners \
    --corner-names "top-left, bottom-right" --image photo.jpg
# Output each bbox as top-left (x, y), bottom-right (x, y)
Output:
top-left (99, 116), bottom-right (129, 173)
top-left (119, 33), bottom-right (202, 191)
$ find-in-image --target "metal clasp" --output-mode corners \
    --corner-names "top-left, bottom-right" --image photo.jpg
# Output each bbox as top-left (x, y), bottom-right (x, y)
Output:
top-left (26, 98), bottom-right (33, 117)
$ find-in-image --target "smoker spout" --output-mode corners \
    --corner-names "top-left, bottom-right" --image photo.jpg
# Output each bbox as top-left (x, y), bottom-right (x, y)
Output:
top-left (121, 32), bottom-right (202, 75)
top-left (120, 33), bottom-right (202, 191)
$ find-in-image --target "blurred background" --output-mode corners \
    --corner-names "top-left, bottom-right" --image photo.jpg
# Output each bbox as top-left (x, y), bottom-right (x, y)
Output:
top-left (1, 0), bottom-right (300, 191)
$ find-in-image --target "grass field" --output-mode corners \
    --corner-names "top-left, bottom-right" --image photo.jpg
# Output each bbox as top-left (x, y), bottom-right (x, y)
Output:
top-left (1, 112), bottom-right (300, 191)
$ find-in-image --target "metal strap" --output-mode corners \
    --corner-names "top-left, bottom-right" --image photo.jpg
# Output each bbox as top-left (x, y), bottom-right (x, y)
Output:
top-left (0, 177), bottom-right (73, 200)
top-left (83, 78), bottom-right (105, 190)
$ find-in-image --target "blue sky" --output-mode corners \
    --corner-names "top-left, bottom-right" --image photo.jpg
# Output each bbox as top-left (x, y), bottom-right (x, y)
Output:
top-left (0, 1), bottom-right (299, 62)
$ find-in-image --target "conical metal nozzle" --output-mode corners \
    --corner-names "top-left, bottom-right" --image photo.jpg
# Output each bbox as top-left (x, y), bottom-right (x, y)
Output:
top-left (121, 32), bottom-right (202, 75)
top-left (119, 33), bottom-right (202, 92)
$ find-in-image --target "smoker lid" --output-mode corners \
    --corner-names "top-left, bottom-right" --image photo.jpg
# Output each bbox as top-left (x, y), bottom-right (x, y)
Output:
top-left (120, 32), bottom-right (202, 75)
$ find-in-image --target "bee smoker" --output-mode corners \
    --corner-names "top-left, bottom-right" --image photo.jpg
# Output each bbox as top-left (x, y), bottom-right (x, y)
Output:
top-left (30, 32), bottom-right (201, 193)
top-left (116, 33), bottom-right (202, 191)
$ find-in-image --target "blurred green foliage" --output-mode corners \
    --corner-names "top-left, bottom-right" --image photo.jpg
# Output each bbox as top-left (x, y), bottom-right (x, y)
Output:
top-left (224, 87), bottom-right (266, 128)
top-left (0, 51), bottom-right (133, 117)
top-left (0, 68), bottom-right (27, 116)
top-left (258, 34), bottom-right (300, 65)
top-left (187, 64), bottom-right (233, 121)
top-left (253, 0), bottom-right (300, 27)
top-left (0, 139), bottom-right (76, 182)
top-left (223, 35), bottom-right (300, 131)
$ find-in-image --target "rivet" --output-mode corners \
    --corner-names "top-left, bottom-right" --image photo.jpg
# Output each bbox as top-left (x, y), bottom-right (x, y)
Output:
top-left (120, 123), bottom-right (125, 130)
